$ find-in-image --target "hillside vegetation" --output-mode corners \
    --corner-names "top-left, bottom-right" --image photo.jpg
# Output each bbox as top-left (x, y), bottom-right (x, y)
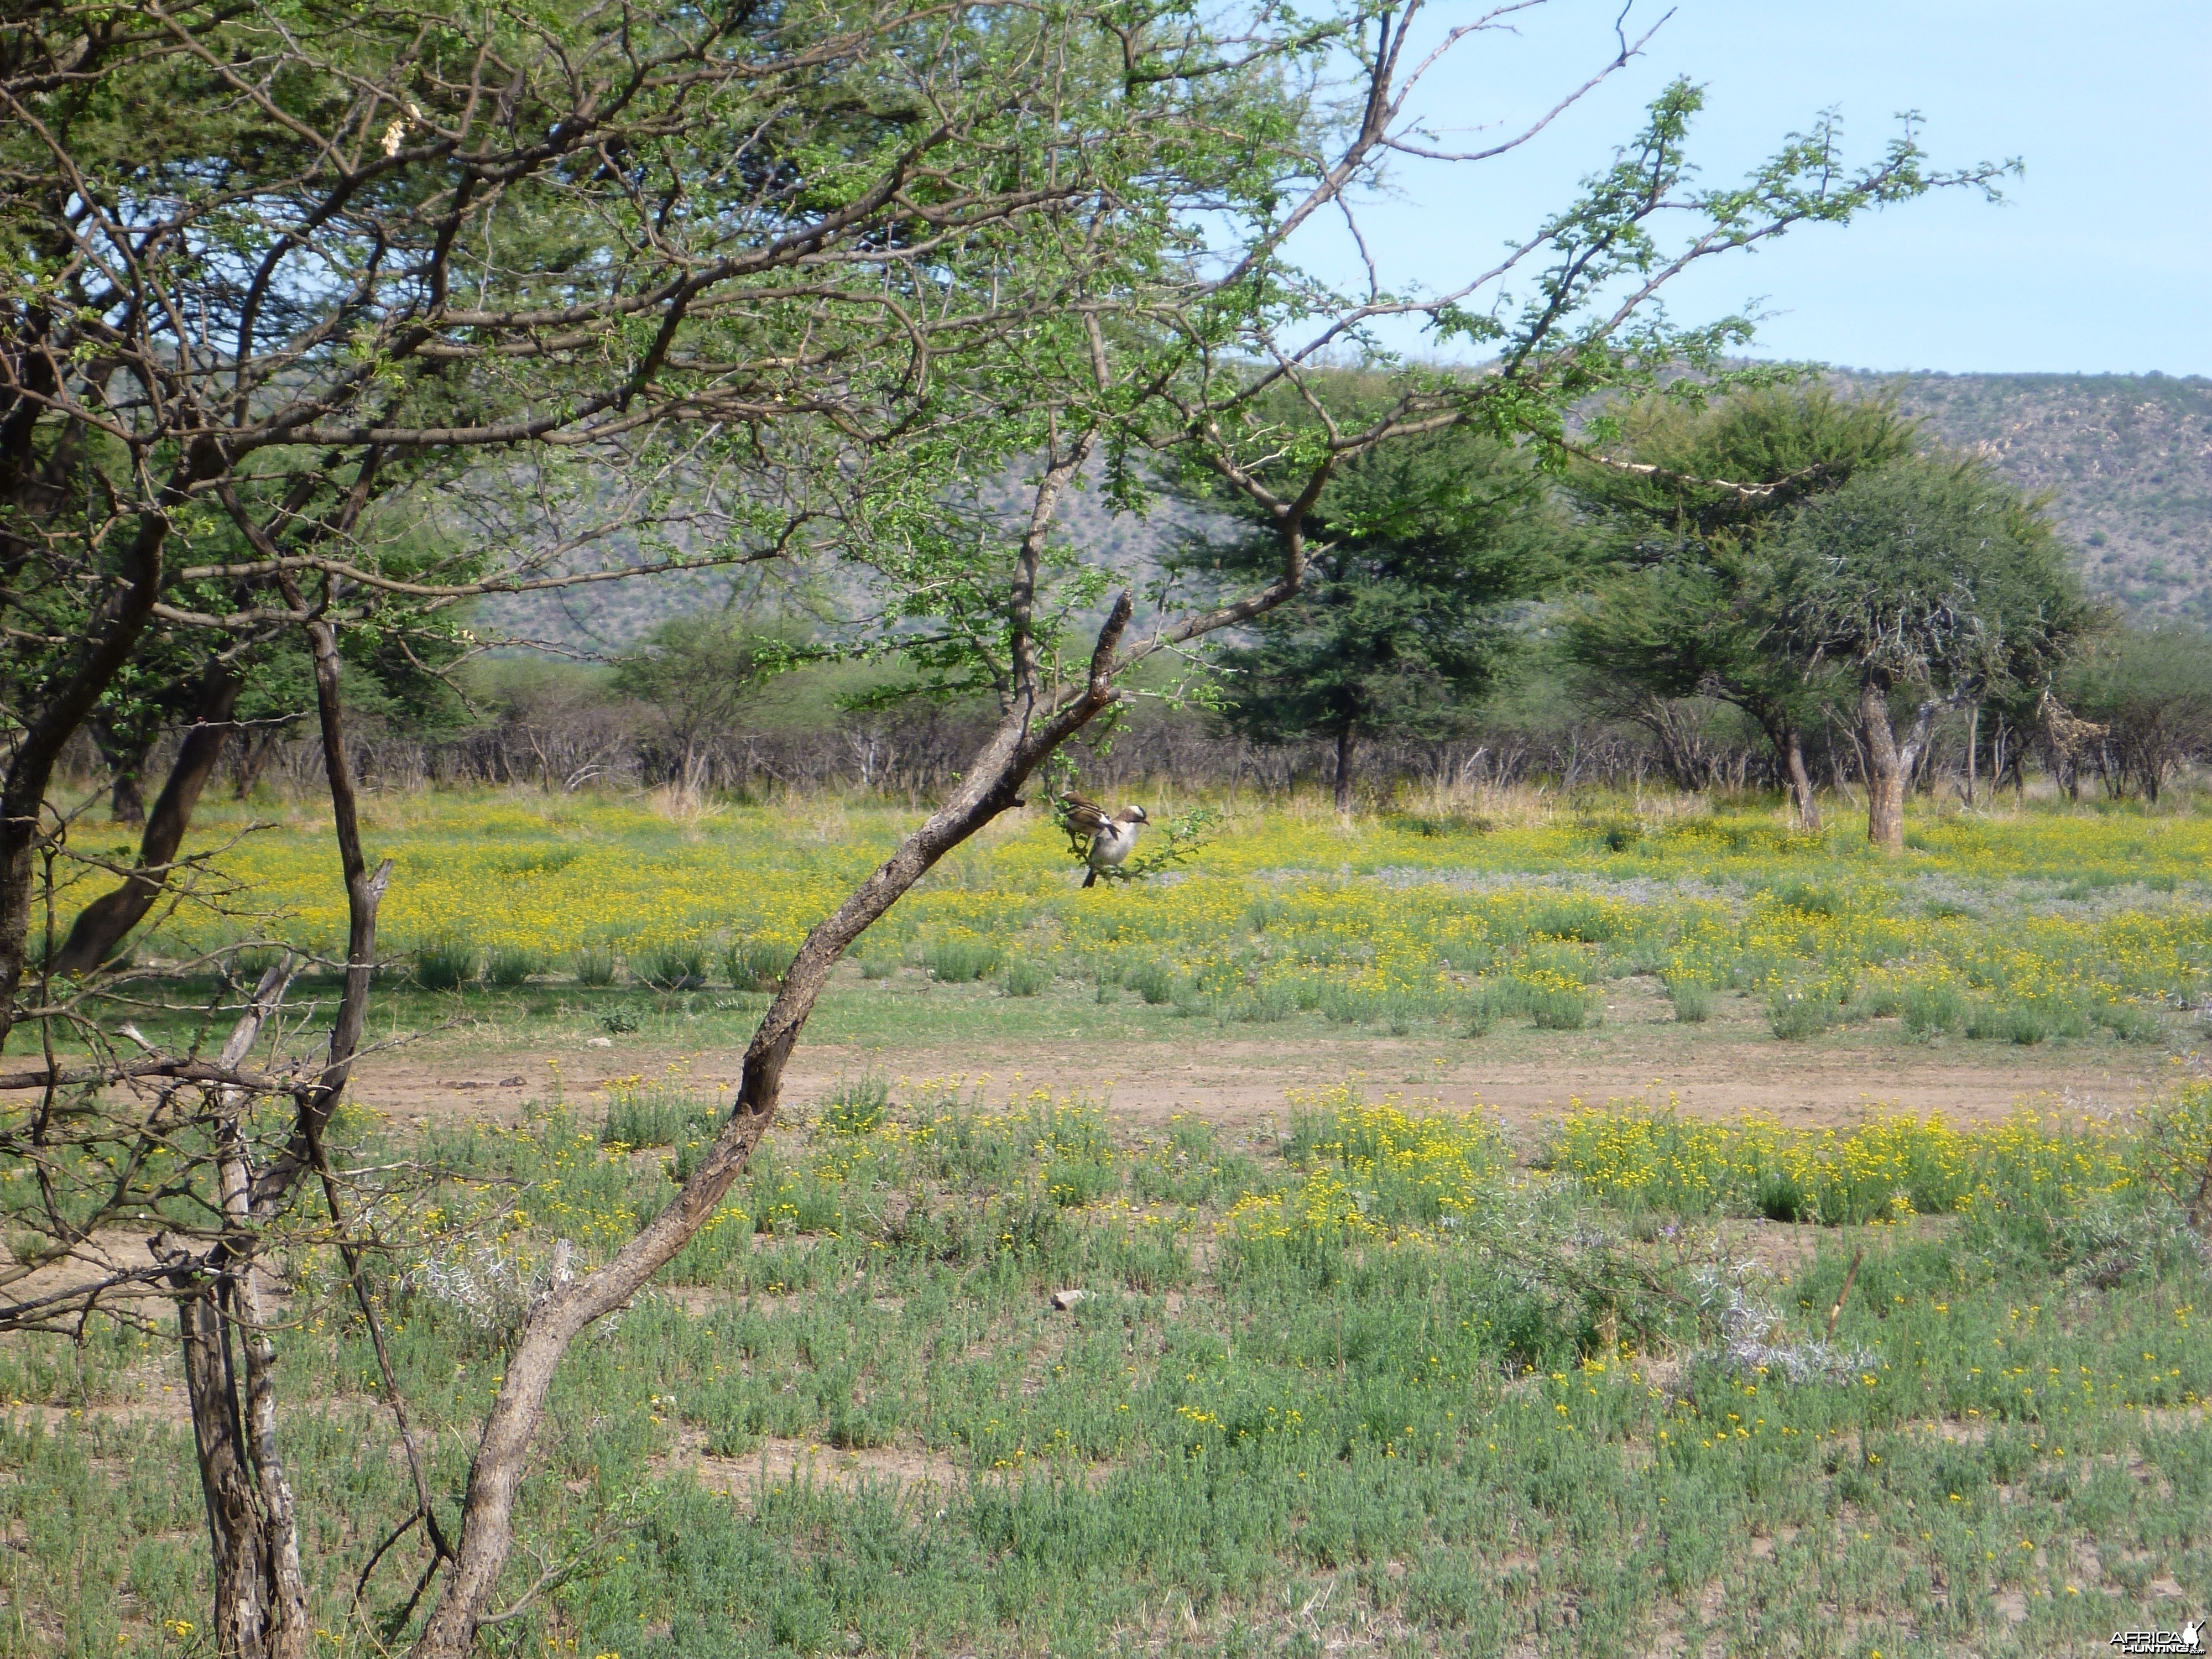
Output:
top-left (482, 372), bottom-right (2212, 649)
top-left (1832, 371), bottom-right (2212, 620)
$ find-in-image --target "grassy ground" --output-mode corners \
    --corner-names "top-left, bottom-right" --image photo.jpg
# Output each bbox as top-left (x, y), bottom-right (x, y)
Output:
top-left (5, 1077), bottom-right (2211, 1657)
top-left (7, 786), bottom-right (2212, 1656)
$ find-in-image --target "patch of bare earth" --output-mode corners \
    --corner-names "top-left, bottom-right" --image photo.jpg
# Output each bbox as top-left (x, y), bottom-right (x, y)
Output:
top-left (350, 1011), bottom-right (2167, 1141)
top-left (657, 1426), bottom-right (1128, 1507)
top-left (666, 1430), bottom-right (965, 1508)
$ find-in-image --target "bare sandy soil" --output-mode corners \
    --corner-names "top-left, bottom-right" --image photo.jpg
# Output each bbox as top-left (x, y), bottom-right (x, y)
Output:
top-left (348, 982), bottom-right (2178, 1147)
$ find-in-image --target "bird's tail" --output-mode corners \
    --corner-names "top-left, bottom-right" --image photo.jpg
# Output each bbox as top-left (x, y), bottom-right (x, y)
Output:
top-left (1082, 867), bottom-right (1098, 889)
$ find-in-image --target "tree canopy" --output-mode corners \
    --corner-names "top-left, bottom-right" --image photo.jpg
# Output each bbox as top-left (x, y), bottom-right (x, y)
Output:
top-left (1191, 409), bottom-right (1574, 809)
top-left (1558, 385), bottom-right (1921, 823)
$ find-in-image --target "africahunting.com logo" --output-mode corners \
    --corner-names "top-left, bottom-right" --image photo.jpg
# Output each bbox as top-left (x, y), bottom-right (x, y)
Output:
top-left (2110, 1620), bottom-right (2202, 1655)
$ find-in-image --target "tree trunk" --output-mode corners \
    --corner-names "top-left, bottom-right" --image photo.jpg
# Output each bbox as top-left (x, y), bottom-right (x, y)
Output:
top-left (159, 961), bottom-right (312, 1659)
top-left (413, 596), bottom-right (1139, 1659)
top-left (1859, 674), bottom-right (1939, 852)
top-left (1333, 724), bottom-right (1356, 816)
top-left (1860, 675), bottom-right (1907, 851)
top-left (172, 1278), bottom-right (288, 1659)
top-left (233, 729), bottom-right (280, 800)
top-left (1783, 726), bottom-right (1822, 831)
top-left (53, 659), bottom-right (242, 974)
top-left (1963, 702), bottom-right (1979, 807)
top-left (109, 764), bottom-right (147, 827)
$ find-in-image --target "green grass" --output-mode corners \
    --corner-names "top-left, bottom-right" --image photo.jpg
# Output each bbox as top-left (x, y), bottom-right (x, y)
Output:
top-left (484, 943), bottom-right (546, 987)
top-left (922, 937), bottom-right (1003, 984)
top-left (1665, 975), bottom-right (1714, 1024)
top-left (14, 786), bottom-right (2212, 1652)
top-left (572, 943), bottom-right (619, 986)
top-left (999, 958), bottom-right (1051, 998)
top-left (414, 936), bottom-right (478, 989)
top-left (727, 935), bottom-right (788, 991)
top-left (638, 942), bottom-right (712, 990)
top-left (33, 787), bottom-right (2212, 1075)
top-left (7, 1082), bottom-right (2209, 1657)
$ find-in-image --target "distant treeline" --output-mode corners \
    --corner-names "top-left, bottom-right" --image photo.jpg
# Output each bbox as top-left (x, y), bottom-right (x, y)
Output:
top-left (67, 645), bottom-right (2206, 810)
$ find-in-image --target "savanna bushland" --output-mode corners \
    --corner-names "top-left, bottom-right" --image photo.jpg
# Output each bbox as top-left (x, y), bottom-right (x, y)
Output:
top-left (3, 2), bottom-right (2210, 1657)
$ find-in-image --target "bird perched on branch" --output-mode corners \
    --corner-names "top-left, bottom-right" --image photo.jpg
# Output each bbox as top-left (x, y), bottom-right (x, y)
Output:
top-left (1056, 792), bottom-right (1149, 888)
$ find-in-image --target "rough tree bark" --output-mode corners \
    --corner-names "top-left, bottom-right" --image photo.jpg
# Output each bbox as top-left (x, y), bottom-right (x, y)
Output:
top-left (159, 963), bottom-right (311, 1659)
top-left (1783, 726), bottom-right (1822, 831)
top-left (1333, 724), bottom-right (1357, 815)
top-left (53, 659), bottom-right (242, 974)
top-left (1858, 671), bottom-right (1938, 852)
top-left (154, 589), bottom-right (389, 1658)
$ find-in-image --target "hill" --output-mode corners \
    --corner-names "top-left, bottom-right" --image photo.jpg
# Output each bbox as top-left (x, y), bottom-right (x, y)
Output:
top-left (478, 371), bottom-right (2212, 648)
top-left (1833, 369), bottom-right (2212, 622)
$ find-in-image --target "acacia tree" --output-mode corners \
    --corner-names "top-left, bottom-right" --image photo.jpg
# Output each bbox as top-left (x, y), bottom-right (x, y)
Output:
top-left (1182, 403), bottom-right (1574, 812)
top-left (3, 0), bottom-right (1286, 1044)
top-left (0, 2), bottom-right (1357, 1652)
top-left (0, 1), bottom-right (2001, 1653)
top-left (1558, 385), bottom-right (1920, 826)
top-left (1775, 456), bottom-right (2098, 848)
top-left (2063, 625), bottom-right (2212, 802)
top-left (611, 615), bottom-right (810, 794)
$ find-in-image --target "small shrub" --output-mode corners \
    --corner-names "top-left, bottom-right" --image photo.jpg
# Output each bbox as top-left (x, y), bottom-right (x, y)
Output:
top-left (2141, 1078), bottom-right (2212, 1233)
top-left (1000, 958), bottom-right (1051, 997)
top-left (1462, 980), bottom-right (1512, 1036)
top-left (855, 950), bottom-right (898, 980)
top-left (572, 945), bottom-right (619, 987)
top-left (1752, 1170), bottom-right (1810, 1224)
top-left (725, 936), bottom-right (787, 990)
top-left (821, 1074), bottom-right (890, 1136)
top-left (1900, 984), bottom-right (1967, 1036)
top-left (1126, 962), bottom-right (1177, 1005)
top-left (2093, 1000), bottom-right (2164, 1042)
top-left (924, 936), bottom-right (1002, 983)
top-left (1968, 1003), bottom-right (2048, 1046)
top-left (603, 1084), bottom-right (712, 1147)
top-left (1230, 980), bottom-right (1298, 1023)
top-left (1392, 811), bottom-right (1495, 838)
top-left (1316, 980), bottom-right (1387, 1025)
top-left (1768, 990), bottom-right (1838, 1041)
top-left (484, 945), bottom-right (546, 988)
top-left (415, 938), bottom-right (478, 990)
top-left (1439, 939), bottom-right (1496, 974)
top-left (638, 944), bottom-right (710, 990)
top-left (227, 946), bottom-right (284, 985)
top-left (1770, 880), bottom-right (1840, 917)
top-left (600, 1007), bottom-right (641, 1034)
top-left (1525, 898), bottom-right (1623, 943)
top-left (1524, 983), bottom-right (1592, 1031)
top-left (1666, 977), bottom-right (1713, 1024)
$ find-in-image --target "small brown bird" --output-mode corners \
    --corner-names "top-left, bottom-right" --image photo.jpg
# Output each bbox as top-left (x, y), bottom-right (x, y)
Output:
top-left (1057, 791), bottom-right (1149, 888)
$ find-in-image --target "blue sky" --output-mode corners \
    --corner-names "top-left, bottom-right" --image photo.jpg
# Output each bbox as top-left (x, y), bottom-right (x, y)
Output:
top-left (1315, 1), bottom-right (2210, 375)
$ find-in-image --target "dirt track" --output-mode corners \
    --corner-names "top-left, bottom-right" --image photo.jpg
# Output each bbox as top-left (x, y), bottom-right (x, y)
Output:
top-left (349, 989), bottom-right (2178, 1147)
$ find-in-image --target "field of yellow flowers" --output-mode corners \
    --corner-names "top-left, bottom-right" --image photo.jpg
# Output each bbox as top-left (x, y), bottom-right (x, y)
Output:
top-left (112, 787), bottom-right (2212, 1045)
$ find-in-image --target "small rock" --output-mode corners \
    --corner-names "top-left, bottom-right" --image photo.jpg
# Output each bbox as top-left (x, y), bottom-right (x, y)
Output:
top-left (1050, 1288), bottom-right (1087, 1311)
top-left (587, 1036), bottom-right (613, 1048)
top-left (499, 1075), bottom-right (526, 1087)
